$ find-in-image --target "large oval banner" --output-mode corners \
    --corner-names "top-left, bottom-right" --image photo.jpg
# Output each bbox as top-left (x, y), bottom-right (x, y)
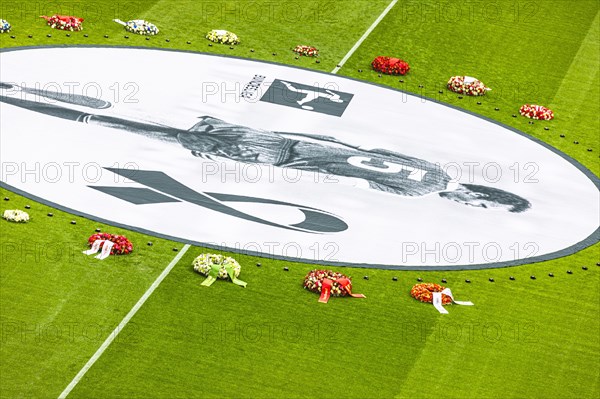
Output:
top-left (1, 47), bottom-right (598, 269)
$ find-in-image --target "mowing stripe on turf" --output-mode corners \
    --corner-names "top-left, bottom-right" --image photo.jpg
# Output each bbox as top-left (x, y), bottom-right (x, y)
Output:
top-left (57, 244), bottom-right (191, 399)
top-left (331, 0), bottom-right (398, 74)
top-left (551, 10), bottom-right (599, 108)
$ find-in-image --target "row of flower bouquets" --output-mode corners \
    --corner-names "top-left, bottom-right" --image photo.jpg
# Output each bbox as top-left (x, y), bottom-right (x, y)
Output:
top-left (0, 17), bottom-right (316, 56)
top-left (192, 255), bottom-right (458, 307)
top-left (0, 217), bottom-right (458, 306)
top-left (178, 252), bottom-right (457, 305)
top-left (372, 58), bottom-right (554, 120)
top-left (0, 16), bottom-right (219, 42)
top-left (0, 16), bottom-right (554, 120)
top-left (184, 253), bottom-right (460, 305)
top-left (1, 16), bottom-right (155, 34)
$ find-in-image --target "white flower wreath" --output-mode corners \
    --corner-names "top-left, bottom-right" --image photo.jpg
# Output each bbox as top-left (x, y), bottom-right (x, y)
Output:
top-left (447, 76), bottom-right (491, 96)
top-left (193, 253), bottom-right (241, 279)
top-left (206, 29), bottom-right (239, 45)
top-left (113, 19), bottom-right (159, 35)
top-left (0, 19), bottom-right (11, 33)
top-left (3, 209), bottom-right (29, 223)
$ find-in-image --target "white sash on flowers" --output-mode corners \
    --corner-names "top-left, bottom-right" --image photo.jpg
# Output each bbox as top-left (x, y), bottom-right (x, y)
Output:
top-left (96, 241), bottom-right (113, 260)
top-left (432, 288), bottom-right (474, 314)
top-left (83, 239), bottom-right (104, 255)
top-left (82, 240), bottom-right (114, 260)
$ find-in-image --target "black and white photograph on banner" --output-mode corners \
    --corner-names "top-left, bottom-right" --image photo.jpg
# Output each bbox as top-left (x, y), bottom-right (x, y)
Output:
top-left (1, 47), bottom-right (598, 268)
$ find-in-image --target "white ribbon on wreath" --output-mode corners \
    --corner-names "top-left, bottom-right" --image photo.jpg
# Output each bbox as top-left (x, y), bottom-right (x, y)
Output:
top-left (82, 239), bottom-right (114, 260)
top-left (432, 288), bottom-right (473, 314)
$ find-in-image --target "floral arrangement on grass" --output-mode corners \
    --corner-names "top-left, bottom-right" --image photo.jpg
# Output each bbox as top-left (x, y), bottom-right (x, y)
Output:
top-left (40, 14), bottom-right (84, 31)
top-left (113, 19), bottom-right (159, 35)
top-left (0, 19), bottom-right (11, 33)
top-left (3, 209), bottom-right (29, 223)
top-left (293, 45), bottom-right (319, 57)
top-left (304, 269), bottom-right (365, 303)
top-left (87, 233), bottom-right (133, 255)
top-left (519, 104), bottom-right (554, 120)
top-left (193, 253), bottom-right (246, 287)
top-left (371, 56), bottom-right (410, 75)
top-left (410, 283), bottom-right (453, 305)
top-left (447, 76), bottom-right (490, 96)
top-left (206, 29), bottom-right (239, 45)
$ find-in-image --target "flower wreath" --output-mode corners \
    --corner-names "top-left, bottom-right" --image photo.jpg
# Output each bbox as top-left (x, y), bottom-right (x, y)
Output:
top-left (519, 104), bottom-right (554, 120)
top-left (410, 283), bottom-right (452, 305)
top-left (293, 45), bottom-right (319, 57)
top-left (371, 56), bottom-right (410, 75)
top-left (303, 269), bottom-right (365, 303)
top-left (87, 233), bottom-right (133, 255)
top-left (447, 76), bottom-right (490, 96)
top-left (0, 19), bottom-right (11, 33)
top-left (113, 19), bottom-right (159, 35)
top-left (40, 15), bottom-right (84, 31)
top-left (3, 209), bottom-right (29, 223)
top-left (206, 29), bottom-right (239, 45)
top-left (192, 253), bottom-right (246, 287)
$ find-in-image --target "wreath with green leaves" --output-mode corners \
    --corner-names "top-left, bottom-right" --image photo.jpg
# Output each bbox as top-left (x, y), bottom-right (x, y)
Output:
top-left (193, 253), bottom-right (246, 287)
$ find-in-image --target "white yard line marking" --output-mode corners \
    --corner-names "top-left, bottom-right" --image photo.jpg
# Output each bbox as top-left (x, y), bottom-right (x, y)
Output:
top-left (331, 0), bottom-right (398, 74)
top-left (58, 244), bottom-right (191, 399)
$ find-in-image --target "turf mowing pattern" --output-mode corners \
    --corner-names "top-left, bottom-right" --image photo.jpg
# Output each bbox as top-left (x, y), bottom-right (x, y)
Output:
top-left (1, 1), bottom-right (599, 398)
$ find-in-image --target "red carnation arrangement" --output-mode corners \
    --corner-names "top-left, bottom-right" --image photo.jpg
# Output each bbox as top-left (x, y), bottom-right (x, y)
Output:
top-left (41, 14), bottom-right (84, 31)
top-left (519, 104), bottom-right (554, 120)
top-left (293, 45), bottom-right (319, 57)
top-left (410, 283), bottom-right (452, 305)
top-left (87, 233), bottom-right (133, 255)
top-left (371, 56), bottom-right (410, 75)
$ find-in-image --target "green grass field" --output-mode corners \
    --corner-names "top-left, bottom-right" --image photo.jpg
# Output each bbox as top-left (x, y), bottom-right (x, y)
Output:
top-left (1, 1), bottom-right (599, 398)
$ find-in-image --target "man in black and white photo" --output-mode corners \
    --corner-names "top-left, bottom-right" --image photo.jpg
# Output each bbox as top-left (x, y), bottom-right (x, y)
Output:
top-left (0, 82), bottom-right (531, 213)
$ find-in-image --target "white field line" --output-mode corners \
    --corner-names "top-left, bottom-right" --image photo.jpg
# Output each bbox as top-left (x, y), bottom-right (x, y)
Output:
top-left (57, 244), bottom-right (191, 399)
top-left (59, 3), bottom-right (395, 395)
top-left (331, 0), bottom-right (398, 74)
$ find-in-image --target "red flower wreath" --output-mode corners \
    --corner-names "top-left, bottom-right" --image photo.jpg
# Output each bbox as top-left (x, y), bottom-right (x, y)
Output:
top-left (519, 104), bottom-right (554, 120)
top-left (303, 269), bottom-right (365, 303)
top-left (371, 56), bottom-right (410, 75)
top-left (410, 283), bottom-right (452, 305)
top-left (87, 233), bottom-right (133, 255)
top-left (41, 15), bottom-right (84, 31)
top-left (293, 45), bottom-right (319, 57)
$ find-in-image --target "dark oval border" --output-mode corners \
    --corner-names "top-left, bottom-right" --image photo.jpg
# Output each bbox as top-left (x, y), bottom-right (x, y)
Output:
top-left (1, 44), bottom-right (598, 271)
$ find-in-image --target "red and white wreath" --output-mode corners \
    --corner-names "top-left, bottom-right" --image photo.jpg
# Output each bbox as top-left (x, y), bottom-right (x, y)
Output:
top-left (519, 104), bottom-right (554, 120)
top-left (303, 269), bottom-right (365, 303)
top-left (371, 56), bottom-right (410, 75)
top-left (447, 76), bottom-right (490, 96)
top-left (40, 15), bottom-right (84, 31)
top-left (87, 233), bottom-right (133, 255)
top-left (293, 45), bottom-right (319, 57)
